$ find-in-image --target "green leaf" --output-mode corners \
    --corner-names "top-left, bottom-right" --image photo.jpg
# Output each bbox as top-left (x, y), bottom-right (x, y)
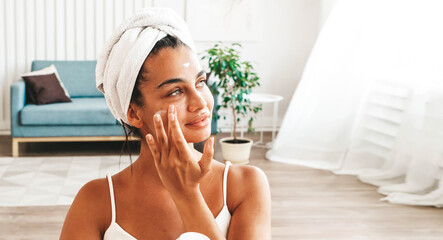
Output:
top-left (221, 60), bottom-right (227, 70)
top-left (228, 61), bottom-right (234, 71)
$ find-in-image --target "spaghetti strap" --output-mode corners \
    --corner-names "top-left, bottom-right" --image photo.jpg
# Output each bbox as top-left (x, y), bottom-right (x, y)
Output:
top-left (106, 172), bottom-right (116, 223)
top-left (222, 161), bottom-right (232, 205)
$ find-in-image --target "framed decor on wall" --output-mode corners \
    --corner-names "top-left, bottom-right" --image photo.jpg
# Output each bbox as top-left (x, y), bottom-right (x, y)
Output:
top-left (186, 0), bottom-right (263, 42)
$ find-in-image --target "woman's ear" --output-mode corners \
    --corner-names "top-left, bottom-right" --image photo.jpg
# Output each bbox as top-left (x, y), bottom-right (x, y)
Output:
top-left (127, 103), bottom-right (143, 128)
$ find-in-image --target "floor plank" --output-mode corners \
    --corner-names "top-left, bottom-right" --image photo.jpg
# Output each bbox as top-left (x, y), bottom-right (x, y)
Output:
top-left (0, 133), bottom-right (442, 239)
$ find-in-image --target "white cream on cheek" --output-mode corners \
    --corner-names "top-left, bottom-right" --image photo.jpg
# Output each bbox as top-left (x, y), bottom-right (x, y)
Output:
top-left (152, 109), bottom-right (169, 133)
top-left (154, 109), bottom-right (167, 121)
top-left (156, 103), bottom-right (185, 124)
top-left (183, 62), bottom-right (190, 68)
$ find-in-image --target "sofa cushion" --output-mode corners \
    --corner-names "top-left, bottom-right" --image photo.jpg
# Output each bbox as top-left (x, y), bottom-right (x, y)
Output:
top-left (22, 73), bottom-right (72, 105)
top-left (22, 64), bottom-right (72, 103)
top-left (20, 98), bottom-right (117, 126)
top-left (31, 61), bottom-right (102, 98)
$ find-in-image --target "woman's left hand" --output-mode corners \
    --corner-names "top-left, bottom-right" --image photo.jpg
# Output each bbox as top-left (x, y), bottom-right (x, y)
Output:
top-left (145, 104), bottom-right (214, 198)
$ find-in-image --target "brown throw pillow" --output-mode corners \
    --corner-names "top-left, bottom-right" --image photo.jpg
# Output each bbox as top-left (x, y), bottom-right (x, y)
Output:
top-left (22, 73), bottom-right (72, 105)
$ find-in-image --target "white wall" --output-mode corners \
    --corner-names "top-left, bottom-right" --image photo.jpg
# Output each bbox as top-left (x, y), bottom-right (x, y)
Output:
top-left (211, 0), bottom-right (323, 132)
top-left (0, 0), bottom-right (331, 133)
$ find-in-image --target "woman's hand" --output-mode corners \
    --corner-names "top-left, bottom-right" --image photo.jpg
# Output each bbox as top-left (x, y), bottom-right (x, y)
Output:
top-left (146, 105), bottom-right (225, 239)
top-left (145, 104), bottom-right (214, 198)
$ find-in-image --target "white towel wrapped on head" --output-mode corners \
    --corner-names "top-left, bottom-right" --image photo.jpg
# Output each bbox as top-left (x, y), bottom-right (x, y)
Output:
top-left (96, 8), bottom-right (196, 125)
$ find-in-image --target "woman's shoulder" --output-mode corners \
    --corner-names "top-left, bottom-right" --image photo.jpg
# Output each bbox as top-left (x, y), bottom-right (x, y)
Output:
top-left (76, 177), bottom-right (111, 204)
top-left (60, 176), bottom-right (113, 238)
top-left (226, 163), bottom-right (270, 209)
top-left (229, 164), bottom-right (267, 179)
top-left (67, 177), bottom-right (112, 231)
top-left (228, 164), bottom-right (269, 190)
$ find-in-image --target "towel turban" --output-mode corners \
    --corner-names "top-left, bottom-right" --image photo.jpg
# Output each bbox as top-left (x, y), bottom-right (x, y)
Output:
top-left (96, 8), bottom-right (196, 126)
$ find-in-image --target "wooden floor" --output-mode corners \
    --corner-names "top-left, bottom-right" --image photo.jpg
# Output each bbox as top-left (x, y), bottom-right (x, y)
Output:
top-left (1, 133), bottom-right (443, 239)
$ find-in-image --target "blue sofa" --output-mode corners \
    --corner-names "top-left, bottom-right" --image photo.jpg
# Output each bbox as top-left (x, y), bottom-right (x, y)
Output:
top-left (10, 60), bottom-right (128, 157)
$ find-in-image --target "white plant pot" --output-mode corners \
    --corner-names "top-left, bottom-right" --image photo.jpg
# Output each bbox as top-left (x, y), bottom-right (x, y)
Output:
top-left (219, 137), bottom-right (253, 165)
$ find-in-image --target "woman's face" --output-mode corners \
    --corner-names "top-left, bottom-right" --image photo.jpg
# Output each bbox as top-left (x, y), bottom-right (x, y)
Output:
top-left (135, 45), bottom-right (213, 143)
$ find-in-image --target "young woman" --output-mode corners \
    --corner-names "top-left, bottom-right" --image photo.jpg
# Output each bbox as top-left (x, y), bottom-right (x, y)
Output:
top-left (60, 8), bottom-right (271, 240)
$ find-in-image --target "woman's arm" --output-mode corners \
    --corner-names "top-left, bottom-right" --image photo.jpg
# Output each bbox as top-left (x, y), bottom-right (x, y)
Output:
top-left (226, 165), bottom-right (272, 239)
top-left (59, 179), bottom-right (108, 239)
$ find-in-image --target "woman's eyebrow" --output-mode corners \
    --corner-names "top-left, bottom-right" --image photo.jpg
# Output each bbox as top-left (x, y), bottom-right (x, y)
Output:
top-left (196, 70), bottom-right (205, 79)
top-left (157, 70), bottom-right (206, 89)
top-left (157, 78), bottom-right (184, 89)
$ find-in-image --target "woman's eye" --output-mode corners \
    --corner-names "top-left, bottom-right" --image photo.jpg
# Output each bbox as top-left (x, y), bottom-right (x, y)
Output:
top-left (168, 89), bottom-right (182, 96)
top-left (196, 79), bottom-right (207, 87)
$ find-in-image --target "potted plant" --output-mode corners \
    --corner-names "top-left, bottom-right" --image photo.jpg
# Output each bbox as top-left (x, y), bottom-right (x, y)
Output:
top-left (202, 43), bottom-right (262, 164)
top-left (206, 72), bottom-right (220, 135)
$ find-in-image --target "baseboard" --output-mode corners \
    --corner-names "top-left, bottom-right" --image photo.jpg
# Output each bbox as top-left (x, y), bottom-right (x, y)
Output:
top-left (0, 120), bottom-right (10, 135)
top-left (0, 130), bottom-right (11, 135)
top-left (0, 125), bottom-right (11, 136)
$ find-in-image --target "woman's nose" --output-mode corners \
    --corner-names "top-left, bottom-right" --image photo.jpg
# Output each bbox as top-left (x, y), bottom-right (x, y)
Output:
top-left (187, 90), bottom-right (206, 112)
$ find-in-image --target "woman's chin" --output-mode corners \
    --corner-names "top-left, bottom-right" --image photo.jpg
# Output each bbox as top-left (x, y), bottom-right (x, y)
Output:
top-left (184, 126), bottom-right (212, 143)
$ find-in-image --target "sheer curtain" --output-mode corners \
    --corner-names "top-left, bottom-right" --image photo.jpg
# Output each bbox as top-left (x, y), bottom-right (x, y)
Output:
top-left (266, 0), bottom-right (443, 207)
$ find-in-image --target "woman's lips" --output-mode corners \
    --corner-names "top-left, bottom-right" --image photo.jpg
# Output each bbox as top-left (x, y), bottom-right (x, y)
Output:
top-left (185, 114), bottom-right (210, 128)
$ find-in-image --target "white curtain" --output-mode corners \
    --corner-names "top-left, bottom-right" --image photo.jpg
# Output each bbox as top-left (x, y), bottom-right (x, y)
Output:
top-left (266, 0), bottom-right (443, 207)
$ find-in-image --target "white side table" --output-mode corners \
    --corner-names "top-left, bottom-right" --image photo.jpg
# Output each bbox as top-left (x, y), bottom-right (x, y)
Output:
top-left (241, 93), bottom-right (283, 148)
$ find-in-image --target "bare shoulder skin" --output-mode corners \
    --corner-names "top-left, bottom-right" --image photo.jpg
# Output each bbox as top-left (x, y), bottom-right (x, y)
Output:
top-left (60, 178), bottom-right (111, 239)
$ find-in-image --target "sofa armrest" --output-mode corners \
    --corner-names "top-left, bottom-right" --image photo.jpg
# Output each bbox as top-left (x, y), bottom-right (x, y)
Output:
top-left (10, 80), bottom-right (26, 112)
top-left (10, 80), bottom-right (26, 136)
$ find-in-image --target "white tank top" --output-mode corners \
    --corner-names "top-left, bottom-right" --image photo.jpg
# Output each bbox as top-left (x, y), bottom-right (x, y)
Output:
top-left (103, 162), bottom-right (232, 239)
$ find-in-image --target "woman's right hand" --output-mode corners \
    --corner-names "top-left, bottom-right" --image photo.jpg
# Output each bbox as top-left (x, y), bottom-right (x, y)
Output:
top-left (146, 104), bottom-right (214, 198)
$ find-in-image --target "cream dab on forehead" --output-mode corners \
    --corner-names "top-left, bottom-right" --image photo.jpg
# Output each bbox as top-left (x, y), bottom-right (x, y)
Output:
top-left (183, 62), bottom-right (190, 68)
